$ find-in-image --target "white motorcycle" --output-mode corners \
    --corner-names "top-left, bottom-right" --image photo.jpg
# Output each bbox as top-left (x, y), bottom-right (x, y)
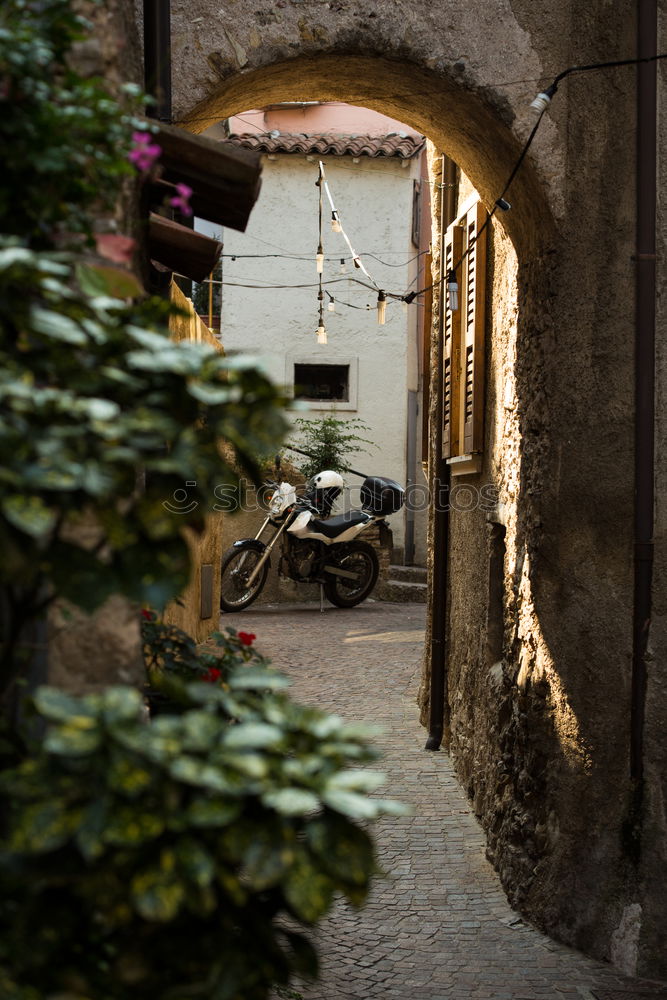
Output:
top-left (220, 468), bottom-right (404, 611)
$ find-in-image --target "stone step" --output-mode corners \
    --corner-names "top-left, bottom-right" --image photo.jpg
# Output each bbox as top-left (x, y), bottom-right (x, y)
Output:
top-left (376, 579), bottom-right (428, 604)
top-left (388, 564), bottom-right (428, 584)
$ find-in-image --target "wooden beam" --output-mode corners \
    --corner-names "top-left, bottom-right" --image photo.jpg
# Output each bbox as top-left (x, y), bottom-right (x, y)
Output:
top-left (148, 213), bottom-right (222, 282)
top-left (151, 122), bottom-right (263, 231)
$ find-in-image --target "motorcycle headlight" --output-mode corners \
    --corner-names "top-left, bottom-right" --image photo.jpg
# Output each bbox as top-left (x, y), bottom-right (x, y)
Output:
top-left (270, 495), bottom-right (283, 514)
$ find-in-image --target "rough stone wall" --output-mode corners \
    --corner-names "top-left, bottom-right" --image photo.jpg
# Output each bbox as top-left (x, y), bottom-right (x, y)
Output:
top-left (48, 0), bottom-right (147, 697)
top-left (162, 0), bottom-right (665, 978)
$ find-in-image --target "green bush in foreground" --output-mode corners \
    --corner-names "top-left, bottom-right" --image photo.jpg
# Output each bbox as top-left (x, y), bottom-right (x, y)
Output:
top-left (0, 669), bottom-right (407, 999)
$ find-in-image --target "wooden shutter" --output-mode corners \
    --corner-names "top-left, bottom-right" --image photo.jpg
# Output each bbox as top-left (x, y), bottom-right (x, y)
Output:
top-left (442, 222), bottom-right (464, 459)
top-left (411, 181), bottom-right (421, 248)
top-left (461, 202), bottom-right (486, 454)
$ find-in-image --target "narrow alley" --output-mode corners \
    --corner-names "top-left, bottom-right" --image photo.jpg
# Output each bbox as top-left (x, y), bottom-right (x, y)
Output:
top-left (220, 601), bottom-right (667, 1000)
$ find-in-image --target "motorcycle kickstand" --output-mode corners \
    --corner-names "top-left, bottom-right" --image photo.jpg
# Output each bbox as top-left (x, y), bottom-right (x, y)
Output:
top-left (320, 583), bottom-right (324, 613)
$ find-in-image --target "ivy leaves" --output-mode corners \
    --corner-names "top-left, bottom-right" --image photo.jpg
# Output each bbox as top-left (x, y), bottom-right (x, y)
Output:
top-left (0, 244), bottom-right (288, 615)
top-left (0, 675), bottom-right (408, 997)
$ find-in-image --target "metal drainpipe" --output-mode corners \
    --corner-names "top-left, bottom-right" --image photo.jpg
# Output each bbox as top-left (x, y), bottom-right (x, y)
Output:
top-left (426, 156), bottom-right (457, 751)
top-left (631, 0), bottom-right (657, 783)
top-left (143, 0), bottom-right (172, 124)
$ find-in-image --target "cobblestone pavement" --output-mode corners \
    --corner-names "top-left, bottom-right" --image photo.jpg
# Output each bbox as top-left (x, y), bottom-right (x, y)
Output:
top-left (220, 600), bottom-right (667, 1000)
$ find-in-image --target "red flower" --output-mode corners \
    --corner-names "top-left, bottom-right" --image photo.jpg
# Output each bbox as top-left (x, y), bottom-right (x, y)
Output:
top-left (141, 609), bottom-right (153, 621)
top-left (203, 667), bottom-right (221, 683)
top-left (238, 632), bottom-right (256, 647)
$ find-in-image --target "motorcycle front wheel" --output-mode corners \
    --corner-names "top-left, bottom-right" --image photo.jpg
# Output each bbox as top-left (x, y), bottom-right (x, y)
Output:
top-left (220, 544), bottom-right (269, 612)
top-left (323, 541), bottom-right (379, 608)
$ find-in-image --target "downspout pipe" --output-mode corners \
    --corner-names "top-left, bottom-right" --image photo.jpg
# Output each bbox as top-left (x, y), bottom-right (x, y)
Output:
top-left (426, 156), bottom-right (457, 751)
top-left (143, 0), bottom-right (172, 124)
top-left (631, 0), bottom-right (657, 783)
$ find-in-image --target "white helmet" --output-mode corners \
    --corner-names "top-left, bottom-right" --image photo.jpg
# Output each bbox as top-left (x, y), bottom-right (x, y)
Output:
top-left (311, 470), bottom-right (344, 490)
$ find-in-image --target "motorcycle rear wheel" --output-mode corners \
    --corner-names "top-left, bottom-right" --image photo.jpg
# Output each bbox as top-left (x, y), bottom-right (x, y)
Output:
top-left (324, 541), bottom-right (379, 608)
top-left (220, 544), bottom-right (268, 612)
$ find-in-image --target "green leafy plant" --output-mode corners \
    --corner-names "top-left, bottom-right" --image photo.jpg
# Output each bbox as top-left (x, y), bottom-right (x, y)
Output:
top-left (142, 615), bottom-right (263, 707)
top-left (0, 676), bottom-right (407, 999)
top-left (0, 0), bottom-right (137, 247)
top-left (0, 245), bottom-right (288, 698)
top-left (291, 416), bottom-right (374, 479)
top-left (0, 0), bottom-right (289, 699)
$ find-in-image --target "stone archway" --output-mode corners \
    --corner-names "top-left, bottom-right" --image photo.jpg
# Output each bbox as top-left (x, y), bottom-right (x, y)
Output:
top-left (175, 51), bottom-right (556, 251)
top-left (171, 48), bottom-right (557, 719)
top-left (168, 26), bottom-right (565, 924)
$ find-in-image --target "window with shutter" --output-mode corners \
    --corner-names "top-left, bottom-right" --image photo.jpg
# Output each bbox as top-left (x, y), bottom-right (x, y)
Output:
top-left (441, 199), bottom-right (487, 463)
top-left (442, 223), bottom-right (463, 459)
top-left (462, 201), bottom-right (486, 454)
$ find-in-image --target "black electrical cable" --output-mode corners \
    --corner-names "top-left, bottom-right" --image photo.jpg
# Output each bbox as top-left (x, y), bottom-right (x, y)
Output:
top-left (220, 250), bottom-right (427, 265)
top-left (402, 50), bottom-right (667, 304)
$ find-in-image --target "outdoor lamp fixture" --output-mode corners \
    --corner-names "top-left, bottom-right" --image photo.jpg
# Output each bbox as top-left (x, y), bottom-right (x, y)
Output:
top-left (327, 292), bottom-right (336, 313)
top-left (316, 289), bottom-right (327, 344)
top-left (339, 258), bottom-right (347, 274)
top-left (377, 289), bottom-right (387, 325)
top-left (331, 211), bottom-right (342, 233)
top-left (530, 81), bottom-right (558, 113)
top-left (316, 244), bottom-right (324, 274)
top-left (446, 269), bottom-right (459, 312)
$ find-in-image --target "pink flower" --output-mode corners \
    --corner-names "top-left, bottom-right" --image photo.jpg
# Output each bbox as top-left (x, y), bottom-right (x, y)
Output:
top-left (169, 182), bottom-right (193, 217)
top-left (238, 632), bottom-right (256, 647)
top-left (129, 131), bottom-right (161, 173)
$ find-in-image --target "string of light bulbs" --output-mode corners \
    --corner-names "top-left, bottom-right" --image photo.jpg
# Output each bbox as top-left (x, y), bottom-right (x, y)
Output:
top-left (313, 160), bottom-right (394, 341)
top-left (315, 159), bottom-right (327, 343)
top-left (402, 49), bottom-right (667, 311)
top-left (319, 160), bottom-right (380, 289)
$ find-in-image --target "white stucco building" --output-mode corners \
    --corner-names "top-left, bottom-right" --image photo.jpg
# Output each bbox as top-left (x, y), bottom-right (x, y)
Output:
top-left (196, 103), bottom-right (432, 563)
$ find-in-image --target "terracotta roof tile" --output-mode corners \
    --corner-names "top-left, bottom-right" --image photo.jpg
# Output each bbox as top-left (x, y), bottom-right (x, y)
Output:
top-left (225, 132), bottom-right (425, 159)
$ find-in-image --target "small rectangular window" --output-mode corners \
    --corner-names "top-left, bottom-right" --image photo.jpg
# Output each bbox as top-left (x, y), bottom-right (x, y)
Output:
top-left (294, 363), bottom-right (350, 402)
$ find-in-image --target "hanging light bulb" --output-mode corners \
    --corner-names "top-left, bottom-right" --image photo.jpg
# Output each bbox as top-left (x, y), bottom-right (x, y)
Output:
top-left (317, 324), bottom-right (327, 345)
top-left (446, 269), bottom-right (459, 313)
top-left (331, 211), bottom-right (342, 233)
top-left (377, 290), bottom-right (387, 326)
top-left (529, 82), bottom-right (557, 113)
top-left (327, 295), bottom-right (336, 313)
top-left (353, 256), bottom-right (362, 269)
top-left (339, 258), bottom-right (347, 274)
top-left (316, 244), bottom-right (324, 274)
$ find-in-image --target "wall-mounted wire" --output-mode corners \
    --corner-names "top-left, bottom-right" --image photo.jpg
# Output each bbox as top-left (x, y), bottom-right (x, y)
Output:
top-left (402, 50), bottom-right (667, 306)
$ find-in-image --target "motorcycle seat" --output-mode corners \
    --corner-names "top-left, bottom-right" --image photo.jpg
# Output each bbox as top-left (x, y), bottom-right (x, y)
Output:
top-left (309, 509), bottom-right (372, 539)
